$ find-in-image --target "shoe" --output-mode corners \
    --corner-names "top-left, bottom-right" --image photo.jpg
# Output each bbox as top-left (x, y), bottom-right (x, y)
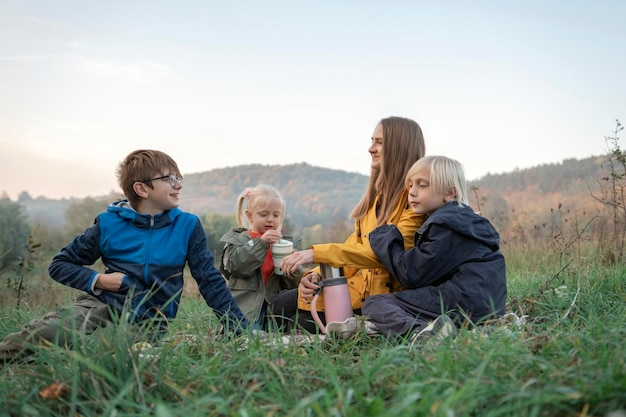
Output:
top-left (362, 319), bottom-right (380, 336)
top-left (409, 315), bottom-right (456, 347)
top-left (325, 317), bottom-right (358, 339)
top-left (325, 316), bottom-right (381, 339)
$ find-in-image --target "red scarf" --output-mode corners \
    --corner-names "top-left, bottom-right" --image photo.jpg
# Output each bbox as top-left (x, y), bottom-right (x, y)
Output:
top-left (249, 232), bottom-right (273, 284)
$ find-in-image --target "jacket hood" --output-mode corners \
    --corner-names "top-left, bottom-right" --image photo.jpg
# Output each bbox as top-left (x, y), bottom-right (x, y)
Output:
top-left (421, 202), bottom-right (500, 250)
top-left (107, 199), bottom-right (182, 228)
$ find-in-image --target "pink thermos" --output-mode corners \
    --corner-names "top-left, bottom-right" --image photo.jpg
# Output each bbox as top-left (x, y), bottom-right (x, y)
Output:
top-left (310, 267), bottom-right (354, 334)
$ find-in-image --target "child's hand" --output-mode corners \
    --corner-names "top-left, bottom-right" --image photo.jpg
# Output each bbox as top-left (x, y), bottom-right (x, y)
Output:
top-left (95, 272), bottom-right (125, 292)
top-left (261, 229), bottom-right (282, 244)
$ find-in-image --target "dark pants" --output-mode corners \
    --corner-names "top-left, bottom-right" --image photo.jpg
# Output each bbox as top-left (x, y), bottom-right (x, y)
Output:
top-left (270, 289), bottom-right (319, 333)
top-left (361, 293), bottom-right (438, 338)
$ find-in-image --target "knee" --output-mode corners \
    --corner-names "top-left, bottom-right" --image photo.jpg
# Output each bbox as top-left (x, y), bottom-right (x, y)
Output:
top-left (362, 294), bottom-right (385, 318)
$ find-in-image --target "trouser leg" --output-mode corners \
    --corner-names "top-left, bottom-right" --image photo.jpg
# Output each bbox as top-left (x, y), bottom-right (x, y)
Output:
top-left (362, 294), bottom-right (437, 339)
top-left (269, 289), bottom-right (324, 333)
top-left (0, 294), bottom-right (112, 362)
top-left (269, 289), bottom-right (297, 331)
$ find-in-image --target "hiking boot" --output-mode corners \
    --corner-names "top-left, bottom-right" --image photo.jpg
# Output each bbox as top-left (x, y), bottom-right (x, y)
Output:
top-left (409, 315), bottom-right (456, 348)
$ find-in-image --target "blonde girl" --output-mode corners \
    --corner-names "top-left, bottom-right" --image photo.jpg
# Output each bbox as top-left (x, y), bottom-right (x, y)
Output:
top-left (219, 184), bottom-right (302, 330)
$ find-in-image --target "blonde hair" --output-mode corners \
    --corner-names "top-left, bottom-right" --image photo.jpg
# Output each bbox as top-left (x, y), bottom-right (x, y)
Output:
top-left (236, 184), bottom-right (286, 229)
top-left (351, 116), bottom-right (426, 226)
top-left (406, 155), bottom-right (469, 206)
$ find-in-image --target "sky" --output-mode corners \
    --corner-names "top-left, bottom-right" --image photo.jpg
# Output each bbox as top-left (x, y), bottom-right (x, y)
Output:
top-left (1, 1), bottom-right (624, 200)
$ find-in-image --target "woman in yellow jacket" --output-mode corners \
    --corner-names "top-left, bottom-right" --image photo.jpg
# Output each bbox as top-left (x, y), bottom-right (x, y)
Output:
top-left (273, 116), bottom-right (426, 333)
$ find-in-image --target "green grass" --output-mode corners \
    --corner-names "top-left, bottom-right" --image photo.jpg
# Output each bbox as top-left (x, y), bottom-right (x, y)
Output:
top-left (1, 262), bottom-right (625, 416)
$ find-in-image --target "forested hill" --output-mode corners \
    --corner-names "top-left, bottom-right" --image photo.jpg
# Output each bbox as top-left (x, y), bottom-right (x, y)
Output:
top-left (470, 155), bottom-right (608, 232)
top-left (474, 156), bottom-right (605, 195)
top-left (16, 155), bottom-right (609, 236)
top-left (178, 155), bottom-right (609, 229)
top-left (179, 162), bottom-right (368, 229)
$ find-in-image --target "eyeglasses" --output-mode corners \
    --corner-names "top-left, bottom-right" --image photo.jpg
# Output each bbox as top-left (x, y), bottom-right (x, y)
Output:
top-left (144, 174), bottom-right (183, 188)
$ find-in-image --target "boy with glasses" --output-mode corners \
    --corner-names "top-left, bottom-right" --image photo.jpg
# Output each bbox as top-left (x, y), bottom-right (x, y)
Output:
top-left (1, 149), bottom-right (248, 363)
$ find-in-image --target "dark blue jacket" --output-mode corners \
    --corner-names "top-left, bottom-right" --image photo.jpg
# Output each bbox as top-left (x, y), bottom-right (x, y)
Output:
top-left (369, 202), bottom-right (507, 323)
top-left (49, 200), bottom-right (247, 329)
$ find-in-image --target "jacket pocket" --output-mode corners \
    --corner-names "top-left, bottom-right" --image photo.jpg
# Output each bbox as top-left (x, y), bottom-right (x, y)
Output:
top-left (116, 274), bottom-right (131, 294)
top-left (347, 273), bottom-right (368, 310)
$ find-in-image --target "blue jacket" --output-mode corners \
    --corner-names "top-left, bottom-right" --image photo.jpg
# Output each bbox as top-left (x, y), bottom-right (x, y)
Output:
top-left (49, 200), bottom-right (247, 330)
top-left (369, 202), bottom-right (507, 323)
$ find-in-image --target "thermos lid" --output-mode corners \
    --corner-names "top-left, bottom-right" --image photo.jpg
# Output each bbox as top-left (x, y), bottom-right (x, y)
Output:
top-left (319, 277), bottom-right (347, 287)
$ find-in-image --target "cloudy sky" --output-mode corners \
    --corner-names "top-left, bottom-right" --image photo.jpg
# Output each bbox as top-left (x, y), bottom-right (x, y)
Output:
top-left (1, 1), bottom-right (624, 200)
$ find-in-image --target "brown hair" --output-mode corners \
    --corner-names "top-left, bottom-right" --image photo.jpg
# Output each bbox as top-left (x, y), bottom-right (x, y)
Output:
top-left (116, 149), bottom-right (181, 206)
top-left (350, 116), bottom-right (425, 226)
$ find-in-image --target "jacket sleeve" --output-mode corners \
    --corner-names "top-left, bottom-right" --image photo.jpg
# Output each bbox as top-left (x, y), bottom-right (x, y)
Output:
top-left (370, 223), bottom-right (467, 289)
top-left (48, 217), bottom-right (103, 294)
top-left (222, 236), bottom-right (270, 280)
top-left (312, 206), bottom-right (422, 269)
top-left (187, 220), bottom-right (248, 331)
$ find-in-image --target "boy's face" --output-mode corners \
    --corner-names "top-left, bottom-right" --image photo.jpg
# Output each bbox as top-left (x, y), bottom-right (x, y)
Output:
top-left (407, 167), bottom-right (451, 216)
top-left (140, 173), bottom-right (183, 215)
top-left (245, 200), bottom-right (283, 235)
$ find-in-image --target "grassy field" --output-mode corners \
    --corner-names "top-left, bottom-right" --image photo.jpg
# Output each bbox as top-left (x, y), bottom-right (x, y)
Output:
top-left (1, 255), bottom-right (625, 416)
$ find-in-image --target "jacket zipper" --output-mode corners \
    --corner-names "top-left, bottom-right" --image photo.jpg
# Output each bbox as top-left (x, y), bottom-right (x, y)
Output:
top-left (144, 216), bottom-right (155, 285)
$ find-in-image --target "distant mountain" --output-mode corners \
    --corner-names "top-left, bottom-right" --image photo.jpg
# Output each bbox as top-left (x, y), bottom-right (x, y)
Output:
top-left (468, 155), bottom-right (609, 240)
top-left (179, 162), bottom-right (368, 229)
top-left (17, 156), bottom-right (610, 243)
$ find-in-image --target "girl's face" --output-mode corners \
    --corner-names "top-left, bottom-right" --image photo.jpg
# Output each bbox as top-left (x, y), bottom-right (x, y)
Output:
top-left (369, 123), bottom-right (384, 169)
top-left (407, 167), bottom-right (454, 216)
top-left (246, 199), bottom-right (283, 234)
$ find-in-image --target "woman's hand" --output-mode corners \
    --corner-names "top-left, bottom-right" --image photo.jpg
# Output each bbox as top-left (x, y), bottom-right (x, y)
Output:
top-left (298, 272), bottom-right (321, 303)
top-left (280, 249), bottom-right (314, 275)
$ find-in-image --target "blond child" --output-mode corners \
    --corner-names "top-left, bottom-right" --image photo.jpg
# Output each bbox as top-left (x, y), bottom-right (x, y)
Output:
top-left (363, 155), bottom-right (507, 342)
top-left (220, 185), bottom-right (302, 330)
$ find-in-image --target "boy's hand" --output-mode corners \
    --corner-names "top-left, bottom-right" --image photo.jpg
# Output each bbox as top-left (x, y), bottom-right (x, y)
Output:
top-left (95, 272), bottom-right (124, 292)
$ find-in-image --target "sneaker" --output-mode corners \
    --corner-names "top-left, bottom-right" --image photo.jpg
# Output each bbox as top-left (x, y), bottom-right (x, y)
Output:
top-left (409, 315), bottom-right (456, 348)
top-left (325, 316), bottom-right (381, 339)
top-left (362, 319), bottom-right (380, 336)
top-left (325, 317), bottom-right (358, 339)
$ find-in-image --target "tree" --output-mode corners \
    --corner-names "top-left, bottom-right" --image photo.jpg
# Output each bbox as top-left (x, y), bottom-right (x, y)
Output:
top-left (0, 197), bottom-right (31, 270)
top-left (201, 212), bottom-right (237, 260)
top-left (590, 119), bottom-right (626, 259)
top-left (63, 197), bottom-right (109, 241)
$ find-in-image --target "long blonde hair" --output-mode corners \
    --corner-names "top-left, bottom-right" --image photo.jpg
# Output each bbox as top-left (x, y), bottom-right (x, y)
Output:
top-left (236, 184), bottom-right (286, 229)
top-left (351, 116), bottom-right (426, 226)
